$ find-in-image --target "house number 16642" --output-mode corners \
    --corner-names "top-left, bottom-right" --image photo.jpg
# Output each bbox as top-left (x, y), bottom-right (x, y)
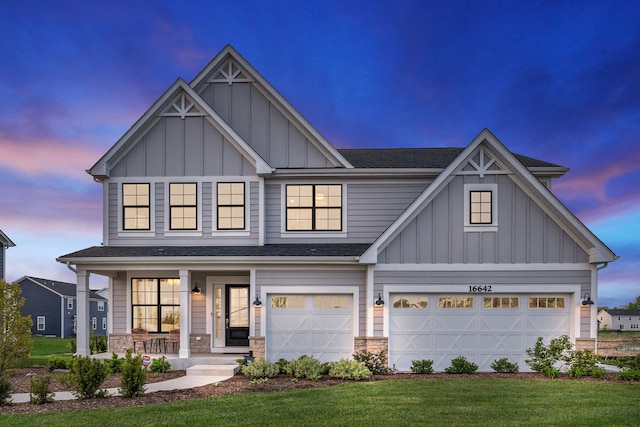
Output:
top-left (468, 285), bottom-right (492, 293)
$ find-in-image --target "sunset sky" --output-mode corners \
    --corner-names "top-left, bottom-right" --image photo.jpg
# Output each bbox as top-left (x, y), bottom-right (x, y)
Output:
top-left (1, 1), bottom-right (638, 307)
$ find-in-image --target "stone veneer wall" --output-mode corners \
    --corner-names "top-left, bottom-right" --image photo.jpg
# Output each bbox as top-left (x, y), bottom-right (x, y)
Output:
top-left (189, 334), bottom-right (211, 353)
top-left (249, 336), bottom-right (265, 359)
top-left (108, 333), bottom-right (211, 354)
top-left (575, 338), bottom-right (596, 352)
top-left (354, 337), bottom-right (389, 356)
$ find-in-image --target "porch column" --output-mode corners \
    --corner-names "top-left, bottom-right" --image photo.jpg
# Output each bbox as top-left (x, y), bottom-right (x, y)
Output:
top-left (76, 270), bottom-right (91, 356)
top-left (179, 269), bottom-right (191, 358)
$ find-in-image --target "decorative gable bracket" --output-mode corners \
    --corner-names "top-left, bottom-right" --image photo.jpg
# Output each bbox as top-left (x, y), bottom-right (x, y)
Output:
top-left (159, 94), bottom-right (206, 119)
top-left (456, 147), bottom-right (509, 179)
top-left (207, 59), bottom-right (254, 85)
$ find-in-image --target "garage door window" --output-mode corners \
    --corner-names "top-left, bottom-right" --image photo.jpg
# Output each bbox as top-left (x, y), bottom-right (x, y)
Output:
top-left (314, 295), bottom-right (349, 309)
top-left (438, 297), bottom-right (473, 308)
top-left (392, 295), bottom-right (428, 309)
top-left (529, 297), bottom-right (565, 309)
top-left (271, 295), bottom-right (305, 308)
top-left (484, 297), bottom-right (519, 309)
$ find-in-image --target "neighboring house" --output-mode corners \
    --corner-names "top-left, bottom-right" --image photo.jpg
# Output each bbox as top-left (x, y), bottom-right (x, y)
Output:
top-left (0, 229), bottom-right (16, 280)
top-left (57, 45), bottom-right (617, 371)
top-left (598, 309), bottom-right (640, 331)
top-left (17, 276), bottom-right (108, 338)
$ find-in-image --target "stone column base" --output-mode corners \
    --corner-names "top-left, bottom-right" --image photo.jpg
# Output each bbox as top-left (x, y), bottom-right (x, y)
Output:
top-left (354, 337), bottom-right (389, 355)
top-left (575, 338), bottom-right (596, 352)
top-left (249, 336), bottom-right (265, 359)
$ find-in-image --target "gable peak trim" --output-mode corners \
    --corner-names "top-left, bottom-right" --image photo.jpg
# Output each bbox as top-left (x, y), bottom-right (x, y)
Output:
top-left (207, 58), bottom-right (254, 85)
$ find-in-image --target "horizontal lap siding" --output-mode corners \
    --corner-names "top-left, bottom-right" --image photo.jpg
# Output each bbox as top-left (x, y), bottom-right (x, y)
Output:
top-left (112, 273), bottom-right (128, 333)
top-left (256, 268), bottom-right (367, 336)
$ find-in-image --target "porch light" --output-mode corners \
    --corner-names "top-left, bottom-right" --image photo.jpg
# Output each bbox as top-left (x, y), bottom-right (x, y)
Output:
top-left (375, 292), bottom-right (384, 306)
top-left (581, 292), bottom-right (594, 306)
top-left (191, 284), bottom-right (201, 294)
top-left (253, 292), bottom-right (262, 306)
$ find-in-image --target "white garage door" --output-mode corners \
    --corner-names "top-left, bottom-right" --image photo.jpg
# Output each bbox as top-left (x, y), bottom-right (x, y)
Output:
top-left (389, 294), bottom-right (570, 372)
top-left (267, 294), bottom-right (353, 362)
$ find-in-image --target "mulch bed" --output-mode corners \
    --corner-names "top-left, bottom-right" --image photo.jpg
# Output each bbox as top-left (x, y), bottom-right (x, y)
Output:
top-left (0, 367), bottom-right (628, 415)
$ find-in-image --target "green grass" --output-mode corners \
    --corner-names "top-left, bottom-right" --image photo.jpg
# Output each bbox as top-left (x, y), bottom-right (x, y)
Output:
top-left (12, 336), bottom-right (73, 368)
top-left (2, 378), bottom-right (639, 426)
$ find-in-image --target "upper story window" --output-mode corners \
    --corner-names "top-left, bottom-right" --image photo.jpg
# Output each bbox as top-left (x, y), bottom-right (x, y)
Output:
top-left (169, 183), bottom-right (197, 230)
top-left (97, 301), bottom-right (105, 312)
top-left (464, 183), bottom-right (497, 232)
top-left (217, 182), bottom-right (245, 230)
top-left (123, 183), bottom-right (150, 230)
top-left (286, 184), bottom-right (342, 231)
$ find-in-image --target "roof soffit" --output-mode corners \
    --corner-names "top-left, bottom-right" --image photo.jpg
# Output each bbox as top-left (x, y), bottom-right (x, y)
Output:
top-left (88, 78), bottom-right (272, 178)
top-left (190, 45), bottom-right (353, 169)
top-left (360, 128), bottom-right (617, 264)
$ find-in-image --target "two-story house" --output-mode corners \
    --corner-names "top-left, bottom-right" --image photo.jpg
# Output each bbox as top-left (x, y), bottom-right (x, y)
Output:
top-left (58, 45), bottom-right (617, 371)
top-left (18, 276), bottom-right (108, 338)
top-left (598, 309), bottom-right (640, 331)
top-left (0, 228), bottom-right (15, 280)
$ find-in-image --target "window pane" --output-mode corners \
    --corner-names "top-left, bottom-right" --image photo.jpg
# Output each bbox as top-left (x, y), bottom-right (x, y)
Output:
top-left (287, 208), bottom-right (312, 230)
top-left (160, 306), bottom-right (180, 331)
top-left (160, 279), bottom-right (180, 305)
top-left (470, 190), bottom-right (492, 224)
top-left (217, 183), bottom-right (244, 230)
top-left (133, 305), bottom-right (158, 332)
top-left (271, 295), bottom-right (305, 308)
top-left (132, 279), bottom-right (157, 305)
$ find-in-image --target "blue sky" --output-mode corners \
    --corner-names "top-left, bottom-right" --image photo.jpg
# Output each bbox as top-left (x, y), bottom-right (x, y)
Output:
top-left (0, 0), bottom-right (638, 307)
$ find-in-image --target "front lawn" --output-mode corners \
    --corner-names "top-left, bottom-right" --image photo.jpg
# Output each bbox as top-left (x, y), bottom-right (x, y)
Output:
top-left (2, 378), bottom-right (639, 426)
top-left (12, 336), bottom-right (73, 368)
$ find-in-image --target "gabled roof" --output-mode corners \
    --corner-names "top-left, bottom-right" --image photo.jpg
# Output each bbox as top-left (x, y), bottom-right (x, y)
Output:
top-left (0, 229), bottom-right (15, 247)
top-left (599, 309), bottom-right (640, 316)
top-left (190, 45), bottom-right (353, 169)
top-left (359, 128), bottom-right (618, 265)
top-left (17, 276), bottom-right (106, 300)
top-left (87, 77), bottom-right (272, 179)
top-left (339, 148), bottom-right (565, 170)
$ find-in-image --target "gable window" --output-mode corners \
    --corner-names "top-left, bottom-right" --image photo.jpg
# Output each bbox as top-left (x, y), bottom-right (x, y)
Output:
top-left (37, 316), bottom-right (45, 331)
top-left (464, 183), bottom-right (497, 231)
top-left (217, 182), bottom-right (245, 230)
top-left (97, 301), bottom-right (105, 311)
top-left (169, 183), bottom-right (197, 230)
top-left (131, 278), bottom-right (180, 333)
top-left (286, 184), bottom-right (342, 231)
top-left (123, 183), bottom-right (150, 230)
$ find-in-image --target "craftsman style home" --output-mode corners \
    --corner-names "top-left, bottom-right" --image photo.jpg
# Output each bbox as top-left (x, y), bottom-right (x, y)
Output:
top-left (58, 45), bottom-right (617, 371)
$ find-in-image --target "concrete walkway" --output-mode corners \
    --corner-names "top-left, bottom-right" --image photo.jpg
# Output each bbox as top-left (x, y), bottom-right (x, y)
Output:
top-left (11, 374), bottom-right (233, 404)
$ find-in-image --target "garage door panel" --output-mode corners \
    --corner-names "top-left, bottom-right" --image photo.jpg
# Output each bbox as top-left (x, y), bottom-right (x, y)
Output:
top-left (390, 293), bottom-right (571, 372)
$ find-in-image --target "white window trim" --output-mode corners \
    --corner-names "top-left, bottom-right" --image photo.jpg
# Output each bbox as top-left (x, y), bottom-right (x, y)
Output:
top-left (464, 183), bottom-right (498, 232)
top-left (212, 179), bottom-right (251, 237)
top-left (164, 179), bottom-right (203, 236)
top-left (117, 179), bottom-right (156, 237)
top-left (37, 316), bottom-right (45, 331)
top-left (67, 298), bottom-right (73, 310)
top-left (97, 301), bottom-right (104, 312)
top-left (92, 317), bottom-right (97, 330)
top-left (279, 183), bottom-right (348, 238)
top-left (102, 317), bottom-right (107, 330)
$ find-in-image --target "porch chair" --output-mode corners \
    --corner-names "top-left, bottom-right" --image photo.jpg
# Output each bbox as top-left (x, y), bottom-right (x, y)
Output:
top-left (131, 328), bottom-right (149, 352)
top-left (166, 328), bottom-right (180, 353)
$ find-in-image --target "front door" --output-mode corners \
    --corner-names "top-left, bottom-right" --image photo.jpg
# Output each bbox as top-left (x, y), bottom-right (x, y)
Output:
top-left (225, 285), bottom-right (249, 346)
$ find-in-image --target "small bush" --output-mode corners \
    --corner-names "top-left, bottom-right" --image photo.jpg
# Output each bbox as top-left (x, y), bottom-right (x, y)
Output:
top-left (0, 375), bottom-right (12, 406)
top-left (47, 355), bottom-right (71, 371)
top-left (29, 375), bottom-right (55, 404)
top-left (410, 359), bottom-right (434, 374)
top-left (276, 358), bottom-right (289, 374)
top-left (149, 357), bottom-right (171, 375)
top-left (58, 355), bottom-right (110, 399)
top-left (445, 356), bottom-right (478, 374)
top-left (69, 338), bottom-right (77, 354)
top-left (525, 335), bottom-right (573, 378)
top-left (569, 350), bottom-right (604, 378)
top-left (90, 336), bottom-right (108, 354)
top-left (491, 358), bottom-right (519, 373)
top-left (329, 359), bottom-right (372, 380)
top-left (352, 349), bottom-right (389, 375)
top-left (241, 359), bottom-right (280, 379)
top-left (285, 355), bottom-right (324, 381)
top-left (119, 348), bottom-right (147, 398)
top-left (618, 368), bottom-right (640, 381)
top-left (106, 352), bottom-right (125, 374)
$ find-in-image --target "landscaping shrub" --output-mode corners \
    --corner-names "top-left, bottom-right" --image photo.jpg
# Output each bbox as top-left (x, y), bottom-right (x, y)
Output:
top-left (119, 348), bottom-right (147, 398)
top-left (491, 358), bottom-right (519, 373)
top-left (90, 336), bottom-right (108, 354)
top-left (69, 338), bottom-right (76, 354)
top-left (47, 355), bottom-right (71, 371)
top-left (276, 358), bottom-right (289, 374)
top-left (29, 375), bottom-right (55, 404)
top-left (445, 356), bottom-right (478, 374)
top-left (241, 359), bottom-right (280, 379)
top-left (352, 349), bottom-right (389, 374)
top-left (525, 335), bottom-right (573, 378)
top-left (285, 355), bottom-right (324, 380)
top-left (106, 352), bottom-right (125, 374)
top-left (569, 350), bottom-right (605, 378)
top-left (328, 359), bottom-right (372, 380)
top-left (58, 355), bottom-right (110, 399)
top-left (618, 368), bottom-right (640, 381)
top-left (0, 375), bottom-right (12, 406)
top-left (410, 359), bottom-right (434, 374)
top-left (149, 357), bottom-right (171, 375)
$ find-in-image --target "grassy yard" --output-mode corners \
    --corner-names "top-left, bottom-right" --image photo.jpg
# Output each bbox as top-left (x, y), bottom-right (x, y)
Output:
top-left (2, 378), bottom-right (639, 426)
top-left (12, 336), bottom-right (73, 368)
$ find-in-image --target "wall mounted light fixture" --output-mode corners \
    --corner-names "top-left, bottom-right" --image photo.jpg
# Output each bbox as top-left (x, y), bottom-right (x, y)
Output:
top-left (191, 284), bottom-right (201, 294)
top-left (375, 292), bottom-right (384, 306)
top-left (253, 292), bottom-right (262, 306)
top-left (581, 292), bottom-right (594, 306)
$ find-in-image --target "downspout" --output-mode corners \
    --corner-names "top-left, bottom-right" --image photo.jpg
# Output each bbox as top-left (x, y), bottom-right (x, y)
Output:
top-left (66, 262), bottom-right (78, 274)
